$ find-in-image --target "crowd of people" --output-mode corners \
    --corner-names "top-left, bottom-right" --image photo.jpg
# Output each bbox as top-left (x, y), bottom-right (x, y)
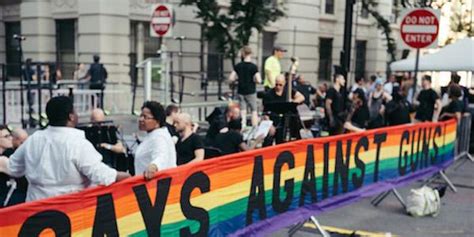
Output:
top-left (0, 45), bottom-right (471, 208)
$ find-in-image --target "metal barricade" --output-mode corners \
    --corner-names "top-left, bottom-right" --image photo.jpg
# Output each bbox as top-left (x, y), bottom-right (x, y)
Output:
top-left (455, 113), bottom-right (473, 162)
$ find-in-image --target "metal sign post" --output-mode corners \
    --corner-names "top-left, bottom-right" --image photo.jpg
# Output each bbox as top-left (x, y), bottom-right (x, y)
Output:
top-left (399, 8), bottom-right (440, 100)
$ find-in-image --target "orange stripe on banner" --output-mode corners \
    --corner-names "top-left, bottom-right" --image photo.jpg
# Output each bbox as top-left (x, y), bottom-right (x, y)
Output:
top-left (0, 119), bottom-right (457, 232)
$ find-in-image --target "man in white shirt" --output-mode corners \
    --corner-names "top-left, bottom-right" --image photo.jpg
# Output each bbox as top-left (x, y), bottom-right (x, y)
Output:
top-left (0, 96), bottom-right (130, 202)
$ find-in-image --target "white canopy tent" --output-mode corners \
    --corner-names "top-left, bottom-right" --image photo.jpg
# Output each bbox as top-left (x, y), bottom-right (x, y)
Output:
top-left (390, 38), bottom-right (474, 72)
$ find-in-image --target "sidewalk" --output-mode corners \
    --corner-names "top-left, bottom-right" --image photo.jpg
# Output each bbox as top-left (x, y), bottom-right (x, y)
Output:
top-left (271, 160), bottom-right (474, 237)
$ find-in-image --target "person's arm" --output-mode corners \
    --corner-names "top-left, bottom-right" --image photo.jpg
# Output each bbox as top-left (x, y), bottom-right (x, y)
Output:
top-left (0, 156), bottom-right (9, 175)
top-left (344, 121), bottom-right (365, 133)
top-left (189, 136), bottom-right (205, 163)
top-left (440, 112), bottom-right (461, 121)
top-left (7, 142), bottom-right (27, 177)
top-left (292, 91), bottom-right (305, 104)
top-left (433, 99), bottom-right (442, 122)
top-left (325, 98), bottom-right (334, 126)
top-left (100, 142), bottom-right (126, 154)
top-left (103, 66), bottom-right (108, 80)
top-left (254, 72), bottom-right (262, 84)
top-left (189, 148), bottom-right (205, 163)
top-left (145, 136), bottom-right (174, 180)
top-left (383, 92), bottom-right (393, 102)
top-left (75, 141), bottom-right (129, 185)
top-left (228, 70), bottom-right (237, 83)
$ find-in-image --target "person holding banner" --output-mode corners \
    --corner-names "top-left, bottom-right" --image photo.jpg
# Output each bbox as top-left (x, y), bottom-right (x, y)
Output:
top-left (134, 101), bottom-right (176, 180)
top-left (344, 88), bottom-right (370, 133)
top-left (0, 96), bottom-right (130, 202)
top-left (439, 84), bottom-right (463, 121)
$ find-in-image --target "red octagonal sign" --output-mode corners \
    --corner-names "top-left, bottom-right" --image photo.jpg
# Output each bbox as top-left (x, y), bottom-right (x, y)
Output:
top-left (400, 9), bottom-right (439, 49)
top-left (151, 5), bottom-right (172, 37)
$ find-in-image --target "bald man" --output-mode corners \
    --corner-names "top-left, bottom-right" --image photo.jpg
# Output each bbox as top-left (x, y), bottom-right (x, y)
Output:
top-left (1, 128), bottom-right (28, 206)
top-left (90, 108), bottom-right (106, 123)
top-left (11, 128), bottom-right (28, 150)
top-left (175, 113), bottom-right (205, 165)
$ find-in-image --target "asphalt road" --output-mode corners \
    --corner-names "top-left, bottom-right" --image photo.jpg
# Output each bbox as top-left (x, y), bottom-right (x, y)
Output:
top-left (271, 159), bottom-right (474, 237)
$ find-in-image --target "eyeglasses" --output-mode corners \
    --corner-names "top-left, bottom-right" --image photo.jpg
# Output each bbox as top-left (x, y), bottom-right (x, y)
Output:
top-left (139, 114), bottom-right (155, 120)
top-left (275, 83), bottom-right (284, 87)
top-left (0, 133), bottom-right (11, 139)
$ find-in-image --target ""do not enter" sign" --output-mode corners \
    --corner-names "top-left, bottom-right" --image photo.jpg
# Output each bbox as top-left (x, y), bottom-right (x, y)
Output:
top-left (400, 8), bottom-right (440, 49)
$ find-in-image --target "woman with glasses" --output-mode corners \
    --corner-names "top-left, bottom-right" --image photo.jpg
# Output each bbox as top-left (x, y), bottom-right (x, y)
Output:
top-left (134, 101), bottom-right (176, 180)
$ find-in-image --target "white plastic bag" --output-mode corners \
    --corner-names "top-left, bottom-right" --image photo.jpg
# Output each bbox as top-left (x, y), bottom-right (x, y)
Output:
top-left (406, 186), bottom-right (441, 217)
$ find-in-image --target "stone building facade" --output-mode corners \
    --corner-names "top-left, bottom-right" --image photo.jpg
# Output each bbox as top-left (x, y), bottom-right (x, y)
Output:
top-left (0, 0), bottom-right (402, 105)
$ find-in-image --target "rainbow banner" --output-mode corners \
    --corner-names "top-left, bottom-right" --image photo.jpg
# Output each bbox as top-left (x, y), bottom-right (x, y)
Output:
top-left (0, 120), bottom-right (457, 236)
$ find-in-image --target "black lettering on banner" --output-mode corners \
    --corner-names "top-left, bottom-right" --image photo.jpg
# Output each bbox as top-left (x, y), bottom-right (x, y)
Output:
top-left (333, 140), bottom-right (351, 195)
top-left (92, 193), bottom-right (119, 237)
top-left (299, 145), bottom-right (317, 206)
top-left (18, 210), bottom-right (71, 237)
top-left (246, 155), bottom-right (267, 225)
top-left (373, 133), bottom-right (387, 182)
top-left (272, 151), bottom-right (295, 213)
top-left (412, 128), bottom-right (423, 172)
top-left (180, 171), bottom-right (210, 237)
top-left (409, 129), bottom-right (416, 173)
top-left (353, 137), bottom-right (368, 189)
top-left (322, 142), bottom-right (330, 199)
top-left (431, 125), bottom-right (442, 164)
top-left (132, 177), bottom-right (172, 237)
top-left (421, 128), bottom-right (432, 168)
top-left (398, 130), bottom-right (410, 176)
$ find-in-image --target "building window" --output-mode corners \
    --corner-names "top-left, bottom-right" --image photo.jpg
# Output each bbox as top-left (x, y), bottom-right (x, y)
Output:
top-left (207, 40), bottom-right (223, 81)
top-left (318, 38), bottom-right (333, 81)
top-left (5, 22), bottom-right (21, 77)
top-left (56, 19), bottom-right (76, 79)
top-left (355, 40), bottom-right (367, 80)
top-left (325, 0), bottom-right (335, 15)
top-left (360, 5), bottom-right (369, 19)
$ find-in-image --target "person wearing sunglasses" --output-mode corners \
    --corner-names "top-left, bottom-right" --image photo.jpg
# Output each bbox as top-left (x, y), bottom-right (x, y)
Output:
top-left (135, 101), bottom-right (177, 180)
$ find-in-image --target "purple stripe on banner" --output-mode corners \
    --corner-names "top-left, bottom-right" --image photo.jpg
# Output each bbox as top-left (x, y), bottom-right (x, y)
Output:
top-left (230, 160), bottom-right (454, 237)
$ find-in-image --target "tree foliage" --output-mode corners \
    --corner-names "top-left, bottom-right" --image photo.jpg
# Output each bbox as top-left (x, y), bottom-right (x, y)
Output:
top-left (361, 0), bottom-right (398, 63)
top-left (181, 0), bottom-right (285, 65)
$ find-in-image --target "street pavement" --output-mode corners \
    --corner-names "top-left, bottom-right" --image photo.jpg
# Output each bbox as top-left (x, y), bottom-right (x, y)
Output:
top-left (271, 159), bottom-right (474, 237)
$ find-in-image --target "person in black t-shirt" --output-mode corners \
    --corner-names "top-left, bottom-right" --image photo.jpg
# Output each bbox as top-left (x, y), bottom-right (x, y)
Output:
top-left (415, 75), bottom-right (441, 122)
top-left (262, 75), bottom-right (305, 105)
top-left (175, 113), bottom-right (204, 165)
top-left (386, 84), bottom-right (412, 126)
top-left (87, 55), bottom-right (108, 90)
top-left (293, 75), bottom-right (316, 106)
top-left (440, 84), bottom-right (464, 121)
top-left (165, 104), bottom-right (180, 143)
top-left (344, 89), bottom-right (370, 132)
top-left (262, 75), bottom-right (305, 145)
top-left (214, 119), bottom-right (264, 155)
top-left (325, 74), bottom-right (347, 135)
top-left (205, 104), bottom-right (241, 145)
top-left (229, 46), bottom-right (262, 127)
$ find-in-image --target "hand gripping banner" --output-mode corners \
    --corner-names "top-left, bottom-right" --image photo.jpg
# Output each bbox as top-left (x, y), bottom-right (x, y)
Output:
top-left (0, 120), bottom-right (456, 236)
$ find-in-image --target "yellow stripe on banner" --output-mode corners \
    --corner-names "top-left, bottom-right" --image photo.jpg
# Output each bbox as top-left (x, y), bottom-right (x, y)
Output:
top-left (74, 133), bottom-right (456, 236)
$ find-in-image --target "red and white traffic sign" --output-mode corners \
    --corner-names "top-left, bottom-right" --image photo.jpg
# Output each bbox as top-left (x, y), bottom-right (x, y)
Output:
top-left (150, 4), bottom-right (173, 37)
top-left (400, 8), bottom-right (440, 49)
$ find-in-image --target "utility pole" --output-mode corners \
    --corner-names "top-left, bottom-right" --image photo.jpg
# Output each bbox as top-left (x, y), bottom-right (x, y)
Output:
top-left (340, 0), bottom-right (356, 79)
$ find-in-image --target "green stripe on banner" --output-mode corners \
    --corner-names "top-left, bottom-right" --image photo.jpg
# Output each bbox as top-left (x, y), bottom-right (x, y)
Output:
top-left (130, 142), bottom-right (454, 236)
